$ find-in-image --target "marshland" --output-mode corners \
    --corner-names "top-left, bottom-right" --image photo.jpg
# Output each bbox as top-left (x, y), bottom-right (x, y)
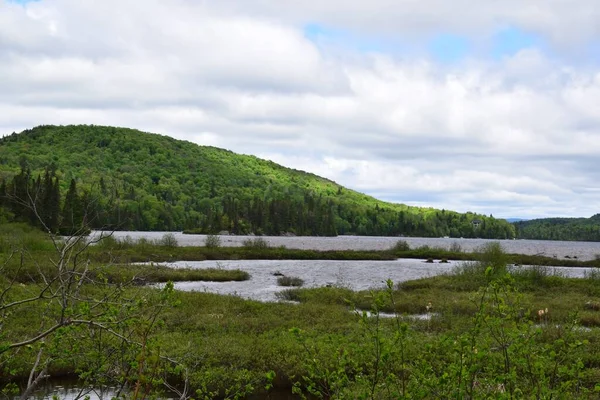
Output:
top-left (2, 225), bottom-right (600, 399)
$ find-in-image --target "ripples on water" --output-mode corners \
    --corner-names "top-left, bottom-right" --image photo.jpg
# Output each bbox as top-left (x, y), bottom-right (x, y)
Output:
top-left (91, 231), bottom-right (600, 261)
top-left (153, 259), bottom-right (593, 302)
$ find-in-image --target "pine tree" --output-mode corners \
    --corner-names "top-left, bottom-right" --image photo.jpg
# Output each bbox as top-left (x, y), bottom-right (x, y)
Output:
top-left (61, 179), bottom-right (84, 234)
top-left (40, 169), bottom-right (61, 232)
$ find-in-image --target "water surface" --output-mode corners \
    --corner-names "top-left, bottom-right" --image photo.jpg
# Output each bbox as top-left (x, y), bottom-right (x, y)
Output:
top-left (92, 231), bottom-right (600, 261)
top-left (157, 259), bottom-right (593, 302)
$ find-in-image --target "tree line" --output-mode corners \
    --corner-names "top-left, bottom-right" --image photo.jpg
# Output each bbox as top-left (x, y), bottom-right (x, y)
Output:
top-left (0, 164), bottom-right (515, 238)
top-left (0, 125), bottom-right (515, 238)
top-left (514, 215), bottom-right (600, 242)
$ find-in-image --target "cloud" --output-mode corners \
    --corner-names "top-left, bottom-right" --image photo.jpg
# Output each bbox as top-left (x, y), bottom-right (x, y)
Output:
top-left (1, 0), bottom-right (600, 219)
top-left (213, 0), bottom-right (600, 47)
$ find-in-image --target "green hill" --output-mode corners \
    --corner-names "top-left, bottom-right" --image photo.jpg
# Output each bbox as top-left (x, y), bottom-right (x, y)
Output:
top-left (0, 125), bottom-right (515, 238)
top-left (514, 214), bottom-right (600, 241)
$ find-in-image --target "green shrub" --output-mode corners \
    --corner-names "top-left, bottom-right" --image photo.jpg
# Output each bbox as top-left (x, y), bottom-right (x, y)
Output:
top-left (277, 276), bottom-right (304, 287)
top-left (476, 242), bottom-right (508, 275)
top-left (159, 233), bottom-right (178, 248)
top-left (390, 240), bottom-right (410, 252)
top-left (242, 237), bottom-right (270, 249)
top-left (205, 234), bottom-right (221, 248)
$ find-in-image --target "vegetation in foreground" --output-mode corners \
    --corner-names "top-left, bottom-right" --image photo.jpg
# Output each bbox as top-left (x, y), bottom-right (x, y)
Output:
top-left (2, 226), bottom-right (600, 398)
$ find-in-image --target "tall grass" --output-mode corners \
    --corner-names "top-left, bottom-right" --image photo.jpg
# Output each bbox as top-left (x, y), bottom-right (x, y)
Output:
top-left (277, 276), bottom-right (304, 287)
top-left (205, 234), bottom-right (221, 248)
top-left (98, 264), bottom-right (250, 283)
top-left (389, 240), bottom-right (410, 252)
top-left (242, 237), bottom-right (270, 249)
top-left (0, 223), bottom-right (55, 253)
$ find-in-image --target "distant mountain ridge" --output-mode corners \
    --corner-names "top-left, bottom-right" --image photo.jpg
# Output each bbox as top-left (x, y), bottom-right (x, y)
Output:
top-left (0, 125), bottom-right (515, 238)
top-left (505, 218), bottom-right (528, 223)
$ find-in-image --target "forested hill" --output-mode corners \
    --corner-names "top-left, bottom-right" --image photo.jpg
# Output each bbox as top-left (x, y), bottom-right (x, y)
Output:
top-left (0, 125), bottom-right (515, 238)
top-left (514, 215), bottom-right (600, 242)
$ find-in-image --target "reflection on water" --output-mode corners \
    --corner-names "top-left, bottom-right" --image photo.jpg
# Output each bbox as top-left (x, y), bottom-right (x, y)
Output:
top-left (153, 259), bottom-right (593, 302)
top-left (91, 231), bottom-right (600, 261)
top-left (14, 383), bottom-right (149, 400)
top-left (18, 380), bottom-right (303, 400)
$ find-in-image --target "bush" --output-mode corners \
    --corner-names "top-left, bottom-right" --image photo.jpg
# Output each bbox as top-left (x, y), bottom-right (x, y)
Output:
top-left (242, 237), bottom-right (270, 249)
top-left (390, 240), bottom-right (410, 252)
top-left (277, 276), bottom-right (304, 287)
top-left (97, 234), bottom-right (119, 249)
top-left (205, 234), bottom-right (221, 248)
top-left (449, 242), bottom-right (463, 253)
top-left (476, 242), bottom-right (508, 276)
top-left (159, 233), bottom-right (178, 248)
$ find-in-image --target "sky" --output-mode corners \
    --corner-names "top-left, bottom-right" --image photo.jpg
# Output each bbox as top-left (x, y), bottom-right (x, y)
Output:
top-left (2, 0), bottom-right (600, 219)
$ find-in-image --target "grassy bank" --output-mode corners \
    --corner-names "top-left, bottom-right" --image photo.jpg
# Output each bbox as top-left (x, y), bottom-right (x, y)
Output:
top-left (98, 264), bottom-right (250, 284)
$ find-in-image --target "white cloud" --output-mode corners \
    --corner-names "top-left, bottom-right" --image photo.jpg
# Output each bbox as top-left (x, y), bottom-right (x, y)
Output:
top-left (213, 0), bottom-right (600, 46)
top-left (1, 0), bottom-right (600, 218)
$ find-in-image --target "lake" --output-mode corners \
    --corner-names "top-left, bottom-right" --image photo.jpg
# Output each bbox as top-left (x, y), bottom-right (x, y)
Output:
top-left (153, 259), bottom-right (595, 302)
top-left (91, 231), bottom-right (600, 261)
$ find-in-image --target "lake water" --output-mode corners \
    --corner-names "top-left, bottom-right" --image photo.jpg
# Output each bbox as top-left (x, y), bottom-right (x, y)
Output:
top-left (91, 231), bottom-right (600, 261)
top-left (16, 385), bottom-right (140, 400)
top-left (17, 379), bottom-right (301, 400)
top-left (154, 259), bottom-right (594, 302)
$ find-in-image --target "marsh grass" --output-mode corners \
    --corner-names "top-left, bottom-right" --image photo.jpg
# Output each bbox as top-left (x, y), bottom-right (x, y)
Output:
top-left (0, 223), bottom-right (55, 253)
top-left (97, 264), bottom-right (250, 283)
top-left (277, 276), bottom-right (304, 287)
top-left (159, 233), bottom-right (178, 248)
top-left (389, 240), bottom-right (410, 252)
top-left (205, 234), bottom-right (221, 248)
top-left (275, 288), bottom-right (302, 302)
top-left (87, 244), bottom-right (397, 264)
top-left (4, 227), bottom-right (600, 398)
top-left (242, 237), bottom-right (270, 249)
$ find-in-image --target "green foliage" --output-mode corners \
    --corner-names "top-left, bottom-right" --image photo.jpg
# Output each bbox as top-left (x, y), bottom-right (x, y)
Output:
top-left (390, 239), bottom-right (410, 252)
top-left (0, 228), bottom-right (184, 398)
top-left (98, 264), bottom-right (250, 284)
top-left (205, 234), bottom-right (221, 248)
top-left (277, 276), bottom-right (305, 287)
top-left (0, 125), bottom-right (515, 238)
top-left (242, 237), bottom-right (270, 249)
top-left (515, 214), bottom-right (600, 241)
top-left (158, 233), bottom-right (178, 248)
top-left (291, 271), bottom-right (592, 398)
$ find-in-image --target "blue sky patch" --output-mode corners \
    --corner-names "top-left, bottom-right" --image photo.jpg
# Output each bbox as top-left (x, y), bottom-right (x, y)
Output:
top-left (304, 22), bottom-right (554, 63)
top-left (303, 23), bottom-right (402, 54)
top-left (7, 0), bottom-right (39, 4)
top-left (491, 26), bottom-right (543, 58)
top-left (428, 33), bottom-right (471, 63)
